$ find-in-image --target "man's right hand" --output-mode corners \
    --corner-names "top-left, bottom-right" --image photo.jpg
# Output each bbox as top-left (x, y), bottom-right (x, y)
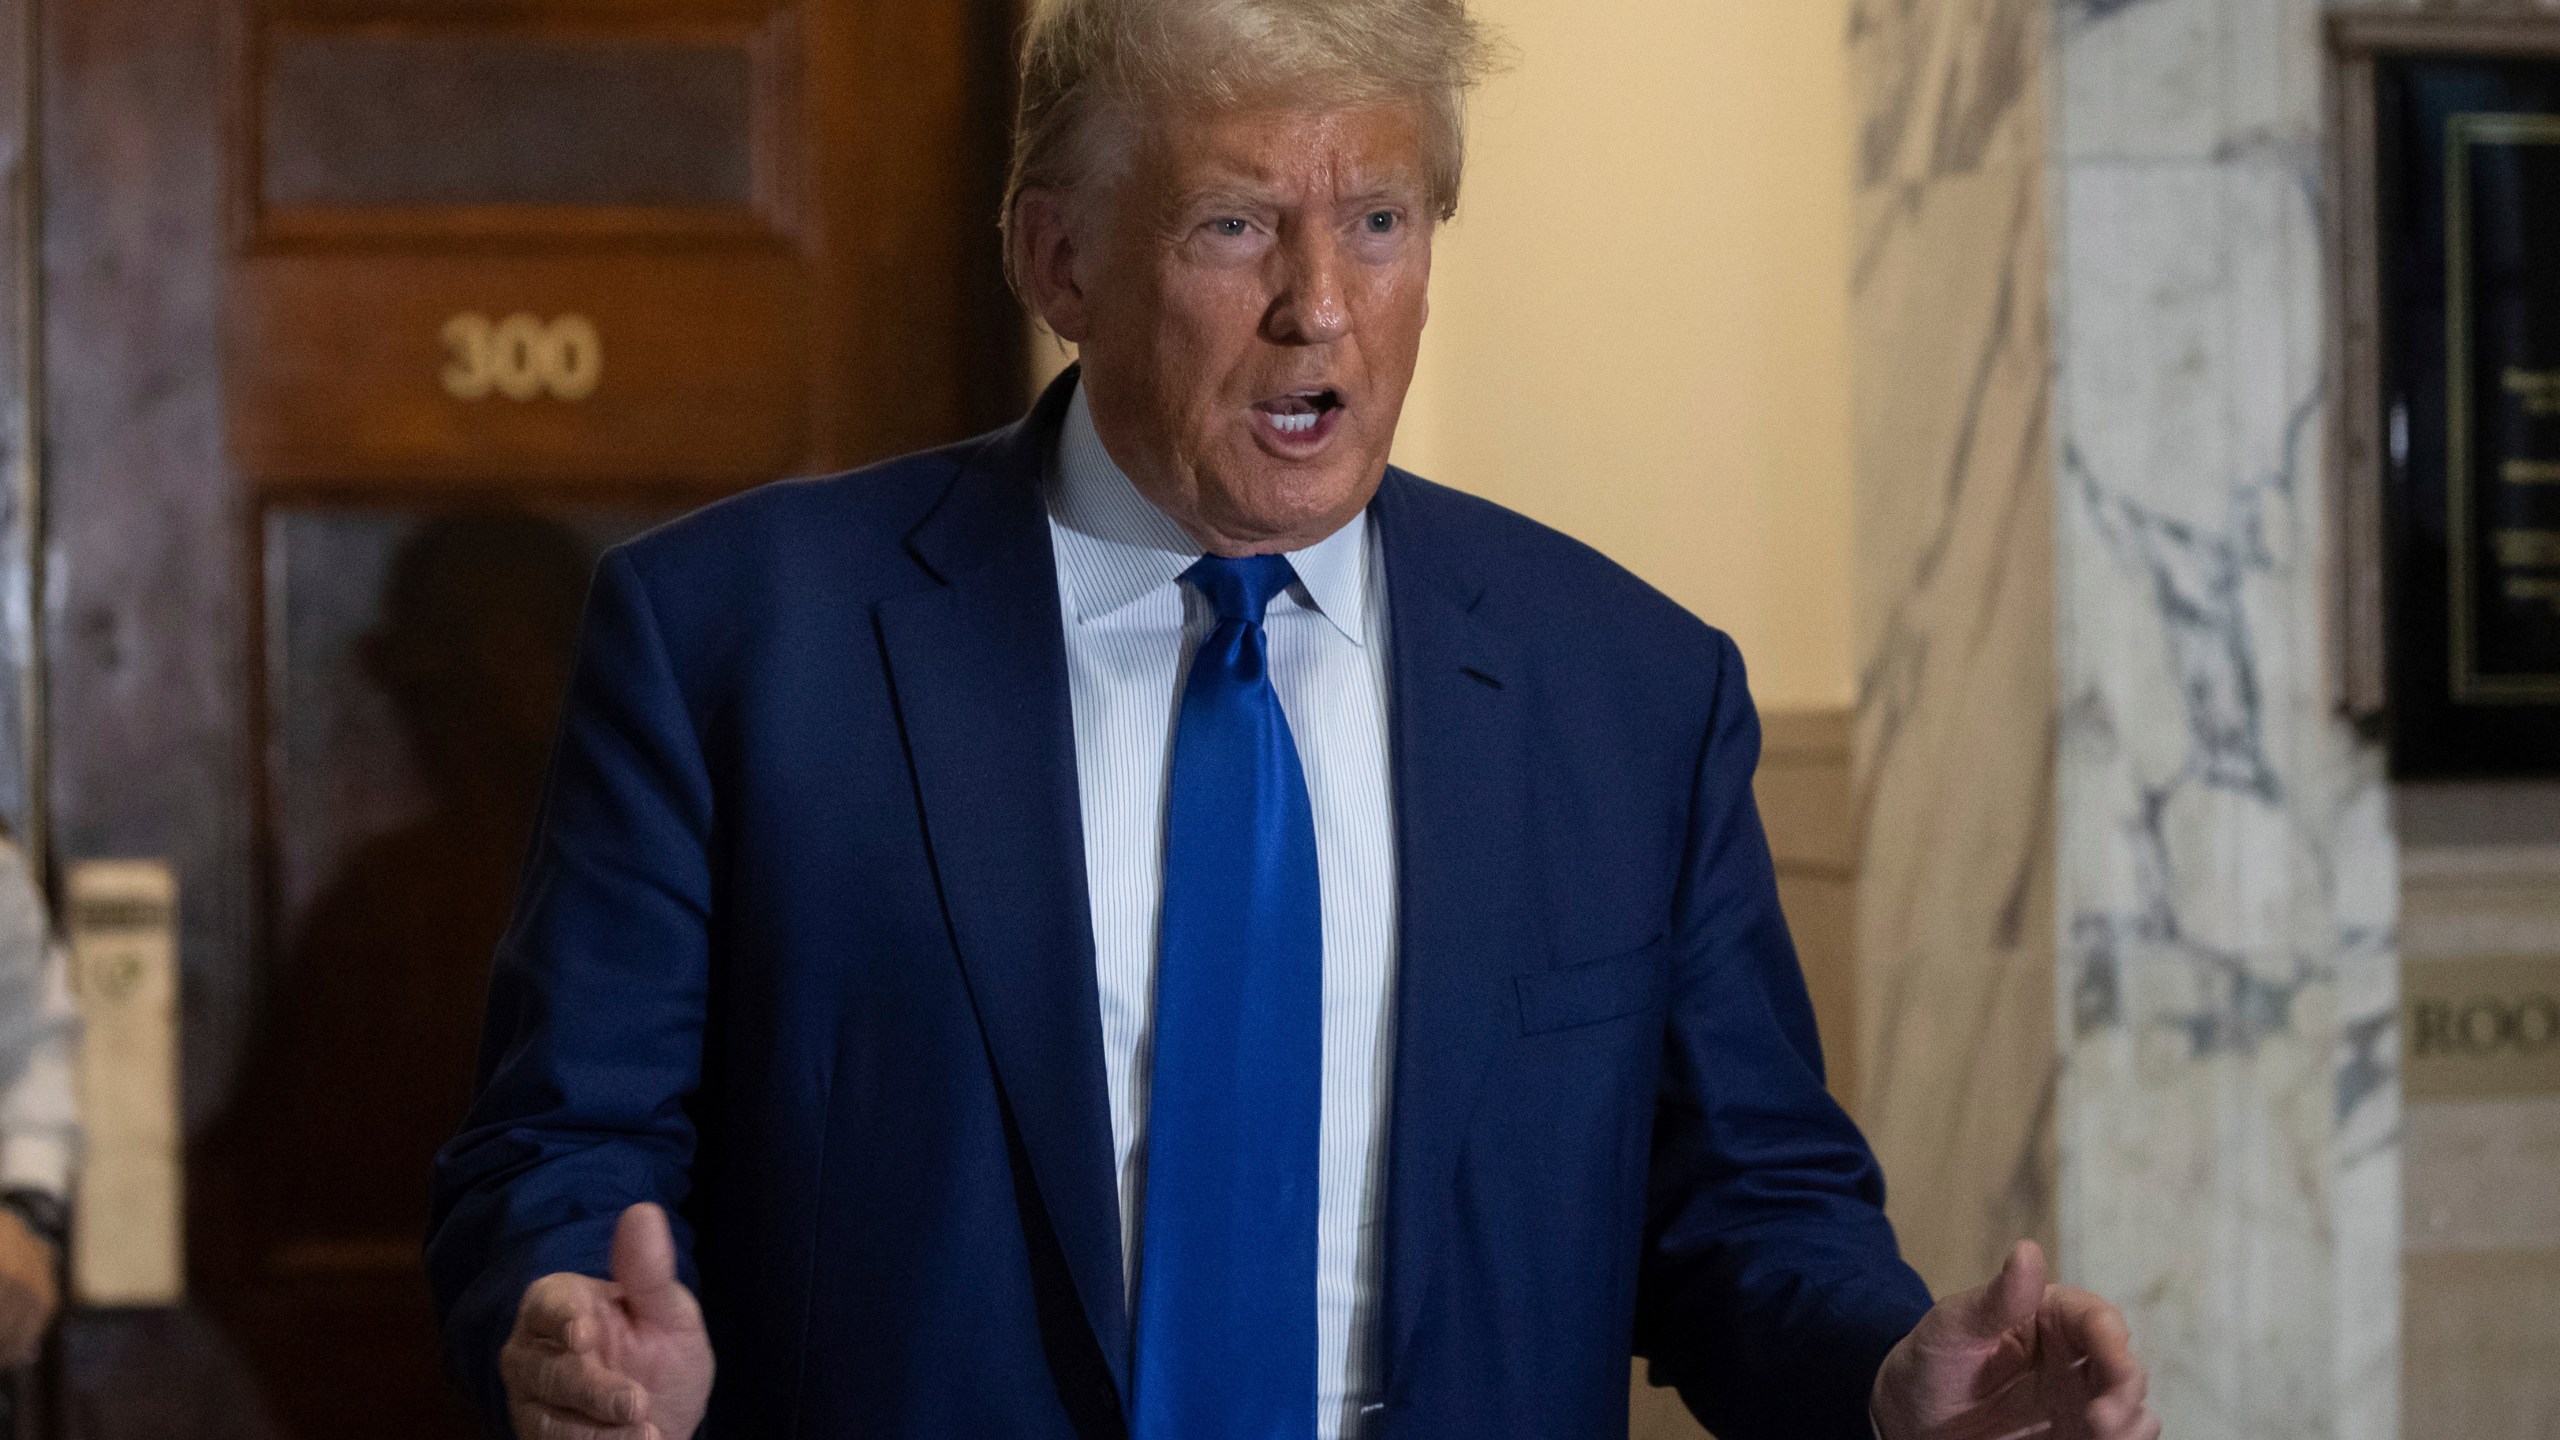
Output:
top-left (500, 1203), bottom-right (715, 1440)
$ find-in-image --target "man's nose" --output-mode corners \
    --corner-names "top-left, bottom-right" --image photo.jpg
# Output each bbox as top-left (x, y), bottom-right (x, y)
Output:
top-left (1263, 229), bottom-right (1349, 345)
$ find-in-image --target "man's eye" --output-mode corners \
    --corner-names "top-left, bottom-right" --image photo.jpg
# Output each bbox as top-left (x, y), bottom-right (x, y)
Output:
top-left (1364, 211), bottom-right (1399, 234)
top-left (1209, 218), bottom-right (1251, 238)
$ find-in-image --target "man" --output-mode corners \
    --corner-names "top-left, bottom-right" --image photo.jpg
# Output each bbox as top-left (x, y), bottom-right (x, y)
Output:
top-left (429, 1), bottom-right (2161, 1437)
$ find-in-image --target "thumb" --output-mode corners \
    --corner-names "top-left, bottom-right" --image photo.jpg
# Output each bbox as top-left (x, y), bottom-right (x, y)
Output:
top-left (1948, 1239), bottom-right (2046, 1342)
top-left (609, 1203), bottom-right (697, 1332)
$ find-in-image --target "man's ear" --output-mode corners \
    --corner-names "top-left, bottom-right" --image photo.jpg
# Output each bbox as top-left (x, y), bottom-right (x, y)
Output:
top-left (1014, 188), bottom-right (1092, 344)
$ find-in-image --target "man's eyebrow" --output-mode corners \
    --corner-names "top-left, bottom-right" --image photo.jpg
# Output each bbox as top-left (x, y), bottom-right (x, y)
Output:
top-left (1162, 168), bottom-right (1426, 220)
top-left (1336, 179), bottom-right (1423, 207)
top-left (1172, 182), bottom-right (1281, 214)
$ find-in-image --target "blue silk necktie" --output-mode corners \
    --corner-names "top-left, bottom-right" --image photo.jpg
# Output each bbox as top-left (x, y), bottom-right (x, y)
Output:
top-left (1131, 554), bottom-right (1323, 1440)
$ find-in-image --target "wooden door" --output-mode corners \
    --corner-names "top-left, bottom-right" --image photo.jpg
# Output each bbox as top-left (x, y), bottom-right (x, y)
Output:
top-left (35, 0), bottom-right (1020, 1433)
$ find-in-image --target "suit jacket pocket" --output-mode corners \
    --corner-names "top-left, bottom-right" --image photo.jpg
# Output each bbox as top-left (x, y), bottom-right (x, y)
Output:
top-left (1514, 938), bottom-right (1670, 1035)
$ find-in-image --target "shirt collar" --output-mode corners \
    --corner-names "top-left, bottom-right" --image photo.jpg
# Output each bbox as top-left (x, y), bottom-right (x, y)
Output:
top-left (1047, 380), bottom-right (1370, 645)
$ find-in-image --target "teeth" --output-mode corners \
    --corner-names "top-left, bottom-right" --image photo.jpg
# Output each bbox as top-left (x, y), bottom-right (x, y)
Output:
top-left (1270, 411), bottom-right (1318, 435)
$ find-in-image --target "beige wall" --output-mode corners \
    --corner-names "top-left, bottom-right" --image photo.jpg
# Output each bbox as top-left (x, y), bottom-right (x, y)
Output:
top-left (1391, 0), bottom-right (1858, 712)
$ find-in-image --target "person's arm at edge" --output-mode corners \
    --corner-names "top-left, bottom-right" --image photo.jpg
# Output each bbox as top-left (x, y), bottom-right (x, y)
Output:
top-left (0, 928), bottom-right (76, 1367)
top-left (1631, 628), bottom-right (1932, 1440)
top-left (0, 934), bottom-right (79, 1205)
top-left (426, 546), bottom-right (716, 1434)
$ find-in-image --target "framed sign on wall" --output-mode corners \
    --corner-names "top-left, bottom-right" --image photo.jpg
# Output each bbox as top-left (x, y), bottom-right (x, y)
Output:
top-left (2335, 15), bottom-right (2560, 776)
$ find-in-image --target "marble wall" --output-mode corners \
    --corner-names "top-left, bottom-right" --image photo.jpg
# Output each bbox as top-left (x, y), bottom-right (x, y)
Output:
top-left (1849, 1), bottom-right (2402, 1437)
top-left (2050, 2), bottom-right (2400, 1436)
top-left (1846, 0), bottom-right (2062, 1294)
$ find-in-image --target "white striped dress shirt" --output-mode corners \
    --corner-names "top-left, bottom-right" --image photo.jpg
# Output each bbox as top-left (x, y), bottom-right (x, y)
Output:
top-left (1045, 381), bottom-right (1401, 1440)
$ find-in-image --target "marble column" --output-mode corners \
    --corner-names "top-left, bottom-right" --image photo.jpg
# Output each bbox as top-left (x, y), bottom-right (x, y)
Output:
top-left (1847, 3), bottom-right (2401, 1438)
top-left (1845, 0), bottom-right (2061, 1295)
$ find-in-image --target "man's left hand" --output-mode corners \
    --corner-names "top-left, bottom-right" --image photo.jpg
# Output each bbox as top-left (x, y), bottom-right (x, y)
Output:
top-left (1871, 1239), bottom-right (2156, 1440)
top-left (0, 1207), bottom-right (58, 1369)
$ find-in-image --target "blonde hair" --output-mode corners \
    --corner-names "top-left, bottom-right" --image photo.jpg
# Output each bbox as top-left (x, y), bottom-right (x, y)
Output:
top-left (1001, 0), bottom-right (1503, 298)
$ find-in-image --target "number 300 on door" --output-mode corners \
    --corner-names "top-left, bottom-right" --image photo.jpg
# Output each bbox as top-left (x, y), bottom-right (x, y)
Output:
top-left (440, 312), bottom-right (603, 402)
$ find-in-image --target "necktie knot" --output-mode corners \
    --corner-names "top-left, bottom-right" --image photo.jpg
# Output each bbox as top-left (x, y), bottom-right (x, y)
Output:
top-left (1183, 553), bottom-right (1297, 626)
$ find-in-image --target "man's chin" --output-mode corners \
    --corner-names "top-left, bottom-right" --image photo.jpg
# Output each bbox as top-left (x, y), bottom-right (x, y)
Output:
top-left (1195, 470), bottom-right (1379, 554)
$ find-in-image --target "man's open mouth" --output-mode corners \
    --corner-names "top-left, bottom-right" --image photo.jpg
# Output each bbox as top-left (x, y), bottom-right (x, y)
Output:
top-left (1254, 388), bottom-right (1344, 437)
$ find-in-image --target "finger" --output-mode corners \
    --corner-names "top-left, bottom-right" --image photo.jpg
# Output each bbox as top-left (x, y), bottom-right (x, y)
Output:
top-left (2048, 1286), bottom-right (2145, 1400)
top-left (509, 1398), bottom-right (659, 1440)
top-left (610, 1203), bottom-right (699, 1332)
top-left (503, 1342), bottom-right (650, 1425)
top-left (2084, 1390), bottom-right (2156, 1440)
top-left (518, 1274), bottom-right (611, 1353)
top-left (1950, 1239), bottom-right (2048, 1341)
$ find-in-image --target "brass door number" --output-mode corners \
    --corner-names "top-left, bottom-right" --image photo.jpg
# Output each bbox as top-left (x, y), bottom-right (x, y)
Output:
top-left (440, 312), bottom-right (602, 402)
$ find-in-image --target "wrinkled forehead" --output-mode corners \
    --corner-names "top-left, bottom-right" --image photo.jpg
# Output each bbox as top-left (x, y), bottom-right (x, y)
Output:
top-left (1115, 97), bottom-right (1434, 208)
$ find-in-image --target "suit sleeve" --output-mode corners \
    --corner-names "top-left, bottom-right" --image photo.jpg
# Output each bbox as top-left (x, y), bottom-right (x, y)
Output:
top-left (1631, 629), bottom-right (1932, 1439)
top-left (425, 547), bottom-right (717, 1431)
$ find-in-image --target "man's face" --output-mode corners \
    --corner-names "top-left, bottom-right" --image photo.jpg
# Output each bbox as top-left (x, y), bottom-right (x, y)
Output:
top-left (1027, 100), bottom-right (1436, 555)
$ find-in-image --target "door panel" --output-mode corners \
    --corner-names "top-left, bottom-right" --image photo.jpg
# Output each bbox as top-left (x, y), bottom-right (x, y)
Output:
top-left (41, 0), bottom-right (1022, 1431)
top-left (232, 252), bottom-right (807, 486)
top-left (260, 29), bottom-right (764, 210)
top-left (199, 504), bottom-right (670, 1440)
top-left (240, 11), bottom-right (800, 241)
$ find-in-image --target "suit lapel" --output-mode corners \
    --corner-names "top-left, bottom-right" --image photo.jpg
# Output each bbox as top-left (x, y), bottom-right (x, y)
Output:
top-left (874, 374), bottom-right (1132, 1400)
top-left (1369, 472), bottom-right (1539, 1392)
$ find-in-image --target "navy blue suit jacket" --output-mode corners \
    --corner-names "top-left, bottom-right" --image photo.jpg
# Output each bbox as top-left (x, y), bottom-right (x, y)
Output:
top-left (427, 372), bottom-right (1932, 1439)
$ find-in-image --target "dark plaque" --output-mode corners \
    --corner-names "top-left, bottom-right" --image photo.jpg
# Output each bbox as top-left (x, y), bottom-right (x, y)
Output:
top-left (2378, 57), bottom-right (2560, 774)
